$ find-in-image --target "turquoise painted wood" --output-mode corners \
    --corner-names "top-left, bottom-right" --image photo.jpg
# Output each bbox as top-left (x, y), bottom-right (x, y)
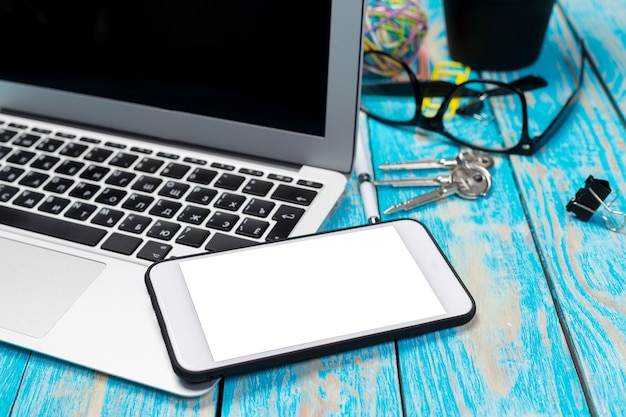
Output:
top-left (365, 3), bottom-right (588, 414)
top-left (0, 344), bottom-right (29, 417)
top-left (2, 1), bottom-right (626, 416)
top-left (562, 0), bottom-right (626, 117)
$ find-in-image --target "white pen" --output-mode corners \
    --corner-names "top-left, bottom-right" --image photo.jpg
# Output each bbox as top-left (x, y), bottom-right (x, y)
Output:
top-left (354, 132), bottom-right (381, 224)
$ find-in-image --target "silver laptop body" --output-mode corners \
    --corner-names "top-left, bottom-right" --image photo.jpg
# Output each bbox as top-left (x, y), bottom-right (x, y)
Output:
top-left (0, 0), bottom-right (364, 396)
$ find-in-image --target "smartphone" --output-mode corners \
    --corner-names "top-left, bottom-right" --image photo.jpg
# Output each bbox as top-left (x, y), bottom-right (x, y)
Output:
top-left (145, 219), bottom-right (475, 383)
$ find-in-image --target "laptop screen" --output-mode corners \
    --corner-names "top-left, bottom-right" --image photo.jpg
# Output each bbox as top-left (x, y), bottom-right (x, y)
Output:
top-left (0, 1), bottom-right (330, 137)
top-left (0, 0), bottom-right (363, 173)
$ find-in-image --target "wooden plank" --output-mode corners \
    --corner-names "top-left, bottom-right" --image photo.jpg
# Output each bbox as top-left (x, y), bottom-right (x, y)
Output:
top-left (561, 0), bottom-right (626, 118)
top-left (481, 3), bottom-right (626, 414)
top-left (10, 353), bottom-right (218, 417)
top-left (221, 344), bottom-right (402, 417)
top-left (0, 344), bottom-right (29, 417)
top-left (365, 0), bottom-right (589, 414)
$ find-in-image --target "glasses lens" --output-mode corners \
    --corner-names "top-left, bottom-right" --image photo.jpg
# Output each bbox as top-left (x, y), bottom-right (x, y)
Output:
top-left (442, 81), bottom-right (524, 151)
top-left (361, 52), bottom-right (418, 123)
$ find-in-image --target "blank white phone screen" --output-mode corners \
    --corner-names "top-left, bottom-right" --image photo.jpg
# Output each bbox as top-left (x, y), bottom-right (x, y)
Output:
top-left (180, 225), bottom-right (445, 362)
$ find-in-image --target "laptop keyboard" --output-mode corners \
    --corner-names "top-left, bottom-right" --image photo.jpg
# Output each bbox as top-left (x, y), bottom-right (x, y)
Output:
top-left (0, 116), bottom-right (323, 262)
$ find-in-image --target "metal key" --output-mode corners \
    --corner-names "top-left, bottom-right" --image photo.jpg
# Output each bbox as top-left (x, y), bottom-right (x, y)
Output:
top-left (374, 173), bottom-right (454, 187)
top-left (379, 148), bottom-right (494, 171)
top-left (383, 164), bottom-right (492, 214)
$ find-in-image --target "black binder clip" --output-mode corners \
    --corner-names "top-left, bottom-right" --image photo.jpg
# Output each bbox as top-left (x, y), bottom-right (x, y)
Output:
top-left (566, 176), bottom-right (625, 232)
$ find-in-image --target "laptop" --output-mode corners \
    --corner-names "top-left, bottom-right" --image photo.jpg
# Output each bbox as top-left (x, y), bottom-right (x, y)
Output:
top-left (0, 0), bottom-right (364, 396)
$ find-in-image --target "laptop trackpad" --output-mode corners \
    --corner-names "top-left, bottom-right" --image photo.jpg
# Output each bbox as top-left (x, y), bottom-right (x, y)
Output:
top-left (0, 237), bottom-right (105, 338)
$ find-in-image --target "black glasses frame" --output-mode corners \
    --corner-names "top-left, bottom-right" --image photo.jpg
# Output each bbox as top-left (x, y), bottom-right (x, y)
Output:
top-left (360, 20), bottom-right (586, 155)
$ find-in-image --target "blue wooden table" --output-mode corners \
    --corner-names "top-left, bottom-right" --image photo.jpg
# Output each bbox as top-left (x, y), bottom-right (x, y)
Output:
top-left (2, 0), bottom-right (625, 415)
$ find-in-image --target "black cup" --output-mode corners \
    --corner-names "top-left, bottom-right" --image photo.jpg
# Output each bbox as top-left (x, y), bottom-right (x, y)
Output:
top-left (443, 0), bottom-right (555, 70)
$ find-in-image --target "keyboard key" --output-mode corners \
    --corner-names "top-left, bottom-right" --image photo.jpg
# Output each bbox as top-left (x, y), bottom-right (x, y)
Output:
top-left (43, 176), bottom-right (75, 194)
top-left (214, 192), bottom-right (246, 211)
top-left (176, 226), bottom-right (211, 248)
top-left (236, 217), bottom-right (269, 239)
top-left (134, 157), bottom-right (164, 173)
top-left (59, 142), bottom-right (88, 158)
top-left (84, 147), bottom-right (113, 163)
top-left (149, 199), bottom-right (182, 218)
top-left (210, 162), bottom-right (234, 171)
top-left (119, 214), bottom-right (152, 234)
top-left (104, 141), bottom-right (123, 148)
top-left (0, 184), bottom-right (19, 201)
top-left (187, 167), bottom-right (218, 184)
top-left (95, 187), bottom-right (127, 206)
top-left (205, 232), bottom-right (257, 253)
top-left (177, 205), bottom-right (211, 224)
top-left (38, 196), bottom-right (71, 214)
top-left (0, 145), bottom-right (11, 159)
top-left (81, 137), bottom-right (101, 144)
top-left (242, 198), bottom-right (275, 218)
top-left (268, 173), bottom-right (293, 183)
top-left (69, 182), bottom-right (100, 200)
top-left (91, 207), bottom-right (125, 227)
top-left (101, 233), bottom-right (143, 255)
top-left (271, 184), bottom-right (317, 206)
top-left (122, 193), bottom-right (154, 212)
top-left (55, 131), bottom-right (76, 139)
top-left (36, 138), bottom-right (65, 153)
top-left (242, 179), bottom-right (274, 196)
top-left (0, 165), bottom-right (25, 182)
top-left (13, 133), bottom-right (40, 148)
top-left (206, 211), bottom-right (239, 231)
top-left (13, 190), bottom-right (44, 208)
top-left (147, 220), bottom-right (180, 241)
top-left (0, 128), bottom-right (18, 142)
top-left (239, 168), bottom-right (263, 176)
top-left (7, 150), bottom-right (36, 165)
top-left (109, 152), bottom-right (138, 168)
top-left (186, 186), bottom-right (217, 205)
top-left (156, 152), bottom-right (179, 160)
top-left (158, 180), bottom-right (189, 199)
top-left (297, 179), bottom-right (324, 189)
top-left (64, 201), bottom-right (97, 221)
top-left (137, 241), bottom-right (173, 261)
top-left (30, 155), bottom-right (60, 170)
top-left (215, 173), bottom-right (245, 190)
top-left (55, 160), bottom-right (85, 176)
top-left (183, 157), bottom-right (207, 166)
top-left (132, 175), bottom-right (162, 193)
top-left (130, 146), bottom-right (152, 155)
top-left (80, 165), bottom-right (110, 181)
top-left (161, 162), bottom-right (190, 179)
top-left (18, 171), bottom-right (49, 188)
top-left (105, 170), bottom-right (136, 187)
top-left (266, 205), bottom-right (305, 242)
top-left (0, 205), bottom-right (106, 246)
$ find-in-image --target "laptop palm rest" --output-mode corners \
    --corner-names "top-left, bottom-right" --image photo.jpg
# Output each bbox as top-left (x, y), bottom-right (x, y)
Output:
top-left (0, 237), bottom-right (105, 338)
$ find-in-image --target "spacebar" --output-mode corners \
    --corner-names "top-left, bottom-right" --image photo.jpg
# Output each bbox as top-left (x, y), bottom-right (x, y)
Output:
top-left (0, 206), bottom-right (107, 246)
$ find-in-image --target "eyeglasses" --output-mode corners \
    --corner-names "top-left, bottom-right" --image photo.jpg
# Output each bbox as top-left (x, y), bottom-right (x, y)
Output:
top-left (360, 34), bottom-right (585, 155)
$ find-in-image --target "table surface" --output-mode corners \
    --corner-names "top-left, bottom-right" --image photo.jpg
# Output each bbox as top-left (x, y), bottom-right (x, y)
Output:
top-left (2, 0), bottom-right (625, 416)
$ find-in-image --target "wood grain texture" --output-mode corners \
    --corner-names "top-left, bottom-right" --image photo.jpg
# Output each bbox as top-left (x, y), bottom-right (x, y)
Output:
top-left (0, 344), bottom-right (29, 417)
top-left (8, 353), bottom-right (218, 417)
top-left (482, 2), bottom-right (626, 414)
top-left (368, 1), bottom-right (590, 414)
top-left (561, 0), bottom-right (626, 117)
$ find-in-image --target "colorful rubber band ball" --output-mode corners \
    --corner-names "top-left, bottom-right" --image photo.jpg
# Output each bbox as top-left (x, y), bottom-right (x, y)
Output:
top-left (363, 0), bottom-right (429, 77)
